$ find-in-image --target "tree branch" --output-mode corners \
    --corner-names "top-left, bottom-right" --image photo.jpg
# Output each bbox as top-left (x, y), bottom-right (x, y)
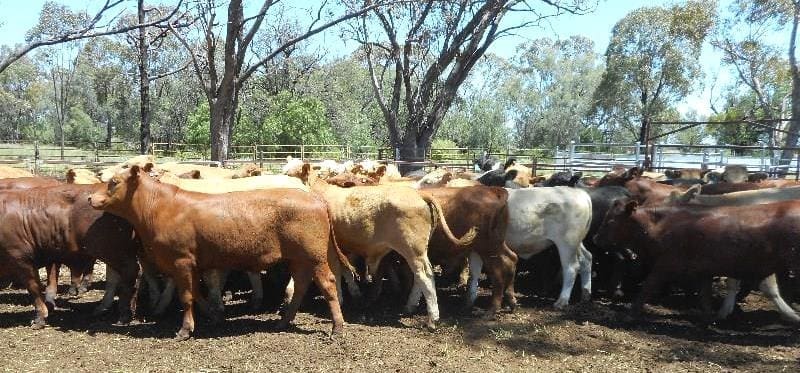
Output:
top-left (0, 0), bottom-right (183, 73)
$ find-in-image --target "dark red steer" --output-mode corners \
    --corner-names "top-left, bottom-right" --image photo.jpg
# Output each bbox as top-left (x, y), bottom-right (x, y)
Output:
top-left (0, 184), bottom-right (140, 328)
top-left (594, 199), bottom-right (800, 321)
top-left (88, 165), bottom-right (350, 340)
top-left (0, 176), bottom-right (60, 190)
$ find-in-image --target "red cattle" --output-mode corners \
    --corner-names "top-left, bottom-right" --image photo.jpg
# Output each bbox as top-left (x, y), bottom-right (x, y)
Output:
top-left (89, 164), bottom-right (351, 340)
top-left (0, 176), bottom-right (60, 190)
top-left (0, 184), bottom-right (140, 328)
top-left (594, 199), bottom-right (800, 321)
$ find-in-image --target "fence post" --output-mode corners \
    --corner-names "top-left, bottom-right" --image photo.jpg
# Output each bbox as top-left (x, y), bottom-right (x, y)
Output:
top-left (568, 141), bottom-right (575, 172)
top-left (634, 141), bottom-right (641, 166)
top-left (34, 140), bottom-right (40, 174)
top-left (702, 149), bottom-right (709, 168)
top-left (796, 151), bottom-right (799, 181)
top-left (300, 144), bottom-right (305, 160)
top-left (94, 143), bottom-right (100, 163)
top-left (760, 144), bottom-right (767, 172)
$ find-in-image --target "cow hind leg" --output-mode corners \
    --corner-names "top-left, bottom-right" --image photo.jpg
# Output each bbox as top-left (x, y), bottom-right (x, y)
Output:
top-left (153, 278), bottom-right (176, 316)
top-left (247, 271), bottom-right (264, 310)
top-left (94, 266), bottom-right (120, 316)
top-left (501, 243), bottom-right (518, 311)
top-left (311, 264), bottom-right (345, 336)
top-left (201, 269), bottom-right (227, 323)
top-left (759, 274), bottom-right (800, 323)
top-left (465, 251), bottom-right (484, 311)
top-left (717, 277), bottom-right (741, 320)
top-left (553, 241), bottom-right (581, 309)
top-left (577, 244), bottom-right (593, 302)
top-left (404, 256), bottom-right (439, 330)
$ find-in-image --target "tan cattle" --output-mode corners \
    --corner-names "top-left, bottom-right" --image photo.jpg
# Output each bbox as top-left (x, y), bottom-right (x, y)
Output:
top-left (0, 165), bottom-right (34, 178)
top-left (156, 171), bottom-right (308, 193)
top-left (66, 168), bottom-right (101, 184)
top-left (288, 163), bottom-right (477, 329)
top-left (99, 155), bottom-right (155, 182)
top-left (674, 185), bottom-right (800, 207)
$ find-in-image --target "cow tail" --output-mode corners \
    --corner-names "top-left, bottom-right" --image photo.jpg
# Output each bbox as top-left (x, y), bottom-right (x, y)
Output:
top-left (324, 200), bottom-right (358, 281)
top-left (419, 192), bottom-right (478, 246)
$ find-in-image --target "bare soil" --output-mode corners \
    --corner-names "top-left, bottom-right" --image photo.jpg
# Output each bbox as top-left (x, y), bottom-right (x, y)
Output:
top-left (0, 265), bottom-right (797, 372)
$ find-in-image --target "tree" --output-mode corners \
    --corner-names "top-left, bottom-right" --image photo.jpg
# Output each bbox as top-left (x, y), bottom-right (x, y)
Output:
top-left (714, 1), bottom-right (792, 150)
top-left (437, 55), bottom-right (511, 150)
top-left (502, 36), bottom-right (603, 148)
top-left (0, 0), bottom-right (182, 74)
top-left (353, 0), bottom-right (593, 171)
top-left (729, 0), bottom-right (800, 164)
top-left (0, 50), bottom-right (43, 141)
top-left (171, 0), bottom-right (394, 163)
top-left (592, 1), bottom-right (715, 165)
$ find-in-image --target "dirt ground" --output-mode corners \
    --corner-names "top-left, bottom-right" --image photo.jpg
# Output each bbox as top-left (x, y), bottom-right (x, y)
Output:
top-left (0, 264), bottom-right (798, 372)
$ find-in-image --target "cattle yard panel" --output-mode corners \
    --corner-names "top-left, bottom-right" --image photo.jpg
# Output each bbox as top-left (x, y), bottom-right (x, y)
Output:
top-left (5, 141), bottom-right (800, 179)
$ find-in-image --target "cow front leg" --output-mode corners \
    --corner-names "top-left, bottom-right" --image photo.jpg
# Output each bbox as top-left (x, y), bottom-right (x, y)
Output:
top-left (172, 260), bottom-right (199, 341)
top-left (17, 263), bottom-right (48, 329)
top-left (717, 277), bottom-right (741, 320)
top-left (554, 241), bottom-right (581, 309)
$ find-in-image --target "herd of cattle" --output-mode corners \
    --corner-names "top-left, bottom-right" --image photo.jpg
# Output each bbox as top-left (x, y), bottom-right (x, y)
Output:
top-left (0, 153), bottom-right (799, 341)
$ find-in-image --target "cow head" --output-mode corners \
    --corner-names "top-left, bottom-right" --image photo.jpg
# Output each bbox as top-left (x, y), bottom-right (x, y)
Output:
top-left (89, 163), bottom-right (154, 212)
top-left (596, 167), bottom-right (640, 187)
top-left (538, 171), bottom-right (583, 187)
top-left (593, 198), bottom-right (639, 249)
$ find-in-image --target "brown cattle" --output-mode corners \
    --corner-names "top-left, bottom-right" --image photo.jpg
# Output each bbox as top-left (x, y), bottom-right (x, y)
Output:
top-left (89, 165), bottom-right (350, 340)
top-left (421, 186), bottom-right (517, 315)
top-left (288, 163), bottom-right (476, 329)
top-left (0, 176), bottom-right (60, 190)
top-left (623, 178), bottom-right (687, 205)
top-left (0, 184), bottom-right (140, 328)
top-left (594, 199), bottom-right (800, 321)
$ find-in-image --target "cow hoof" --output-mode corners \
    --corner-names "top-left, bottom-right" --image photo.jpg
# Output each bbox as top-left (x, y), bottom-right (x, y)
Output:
top-left (329, 325), bottom-right (344, 339)
top-left (275, 320), bottom-right (290, 332)
top-left (553, 299), bottom-right (569, 310)
top-left (425, 320), bottom-right (437, 332)
top-left (30, 319), bottom-right (46, 330)
top-left (174, 328), bottom-right (193, 341)
top-left (116, 313), bottom-right (133, 326)
top-left (581, 290), bottom-right (592, 303)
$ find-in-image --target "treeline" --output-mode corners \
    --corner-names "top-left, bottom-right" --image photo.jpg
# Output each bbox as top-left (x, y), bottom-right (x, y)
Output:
top-left (0, 0), bottom-right (796, 160)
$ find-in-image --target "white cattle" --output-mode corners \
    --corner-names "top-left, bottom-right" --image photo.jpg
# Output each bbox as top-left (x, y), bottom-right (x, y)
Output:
top-left (469, 186), bottom-right (593, 308)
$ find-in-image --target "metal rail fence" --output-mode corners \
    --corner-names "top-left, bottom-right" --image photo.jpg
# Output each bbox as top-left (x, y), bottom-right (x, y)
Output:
top-left (3, 140), bottom-right (800, 179)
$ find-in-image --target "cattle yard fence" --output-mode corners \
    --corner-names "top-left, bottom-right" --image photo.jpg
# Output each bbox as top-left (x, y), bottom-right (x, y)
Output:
top-left (3, 140), bottom-right (800, 179)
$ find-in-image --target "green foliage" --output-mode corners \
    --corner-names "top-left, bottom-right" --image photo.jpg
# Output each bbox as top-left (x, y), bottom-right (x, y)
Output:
top-left (502, 36), bottom-right (603, 148)
top-left (708, 93), bottom-right (770, 145)
top-left (65, 106), bottom-right (100, 147)
top-left (593, 1), bottom-right (716, 141)
top-left (233, 91), bottom-right (335, 146)
top-left (186, 102), bottom-right (210, 147)
top-left (430, 138), bottom-right (458, 161)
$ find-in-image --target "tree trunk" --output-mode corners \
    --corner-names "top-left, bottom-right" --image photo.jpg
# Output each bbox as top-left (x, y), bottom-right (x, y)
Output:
top-left (137, 0), bottom-right (151, 155)
top-left (210, 98), bottom-right (233, 163)
top-left (106, 117), bottom-right (112, 148)
top-left (396, 117), bottom-right (436, 174)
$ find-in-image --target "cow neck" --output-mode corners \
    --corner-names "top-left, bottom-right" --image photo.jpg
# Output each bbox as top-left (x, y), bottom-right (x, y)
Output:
top-left (306, 170), bottom-right (333, 194)
top-left (126, 175), bottom-right (179, 237)
top-left (630, 207), bottom-right (666, 253)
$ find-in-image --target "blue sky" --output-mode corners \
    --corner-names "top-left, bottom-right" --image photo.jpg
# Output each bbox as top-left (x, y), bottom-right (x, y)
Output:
top-left (0, 0), bottom-right (789, 117)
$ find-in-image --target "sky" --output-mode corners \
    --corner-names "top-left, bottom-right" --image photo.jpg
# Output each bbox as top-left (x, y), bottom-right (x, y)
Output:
top-left (0, 0), bottom-right (790, 118)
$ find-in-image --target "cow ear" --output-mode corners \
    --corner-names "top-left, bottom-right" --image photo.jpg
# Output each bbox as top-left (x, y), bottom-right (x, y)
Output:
top-left (66, 169), bottom-right (76, 184)
top-left (569, 172), bottom-right (582, 186)
top-left (190, 170), bottom-right (201, 179)
top-left (624, 200), bottom-right (638, 215)
top-left (142, 163), bottom-right (154, 173)
top-left (504, 169), bottom-right (518, 181)
top-left (129, 165), bottom-right (141, 178)
top-left (374, 165), bottom-right (386, 178)
top-left (300, 163), bottom-right (312, 182)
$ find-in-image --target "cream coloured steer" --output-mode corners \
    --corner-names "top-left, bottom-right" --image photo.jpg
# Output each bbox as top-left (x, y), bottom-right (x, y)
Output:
top-left (468, 186), bottom-right (593, 309)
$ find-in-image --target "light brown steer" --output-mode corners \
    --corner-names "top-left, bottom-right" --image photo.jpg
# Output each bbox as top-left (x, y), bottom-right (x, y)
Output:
top-left (89, 165), bottom-right (351, 340)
